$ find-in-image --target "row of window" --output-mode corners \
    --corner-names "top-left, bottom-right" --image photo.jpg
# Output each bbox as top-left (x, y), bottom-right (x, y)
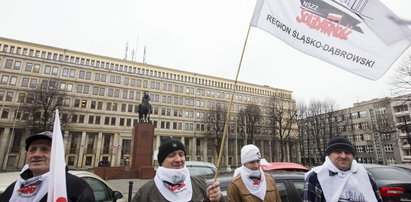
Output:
top-left (1, 44), bottom-right (282, 97)
top-left (1, 64), bottom-right (269, 104)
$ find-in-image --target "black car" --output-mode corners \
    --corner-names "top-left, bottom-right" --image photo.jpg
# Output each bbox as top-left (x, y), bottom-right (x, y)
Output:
top-left (205, 171), bottom-right (304, 201)
top-left (363, 164), bottom-right (411, 202)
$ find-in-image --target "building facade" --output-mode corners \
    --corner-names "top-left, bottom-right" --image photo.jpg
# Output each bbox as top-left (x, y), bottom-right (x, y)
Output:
top-left (299, 95), bottom-right (411, 166)
top-left (0, 37), bottom-right (298, 171)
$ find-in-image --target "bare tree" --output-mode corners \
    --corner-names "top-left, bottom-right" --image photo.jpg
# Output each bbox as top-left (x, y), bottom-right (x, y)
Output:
top-left (205, 104), bottom-right (227, 158)
top-left (268, 96), bottom-right (298, 162)
top-left (298, 99), bottom-right (344, 165)
top-left (21, 83), bottom-right (70, 135)
top-left (237, 104), bottom-right (261, 144)
top-left (391, 53), bottom-right (411, 96)
top-left (297, 101), bottom-right (310, 165)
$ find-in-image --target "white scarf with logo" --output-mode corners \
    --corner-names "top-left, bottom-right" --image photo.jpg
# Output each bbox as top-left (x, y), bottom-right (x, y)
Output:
top-left (307, 157), bottom-right (377, 202)
top-left (234, 166), bottom-right (267, 201)
top-left (9, 164), bottom-right (50, 202)
top-left (154, 166), bottom-right (193, 202)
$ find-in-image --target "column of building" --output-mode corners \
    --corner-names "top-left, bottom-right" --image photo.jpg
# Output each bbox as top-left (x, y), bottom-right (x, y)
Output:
top-left (77, 131), bottom-right (87, 168)
top-left (0, 128), bottom-right (11, 169)
top-left (94, 132), bottom-right (103, 167)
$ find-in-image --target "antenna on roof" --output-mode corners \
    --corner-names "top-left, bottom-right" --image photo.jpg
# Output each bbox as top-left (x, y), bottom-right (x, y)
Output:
top-left (124, 42), bottom-right (129, 60)
top-left (131, 49), bottom-right (135, 62)
top-left (134, 35), bottom-right (139, 62)
top-left (143, 45), bottom-right (147, 64)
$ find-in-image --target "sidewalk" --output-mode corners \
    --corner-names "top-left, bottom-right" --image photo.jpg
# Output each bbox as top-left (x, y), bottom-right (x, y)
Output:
top-left (107, 178), bottom-right (150, 200)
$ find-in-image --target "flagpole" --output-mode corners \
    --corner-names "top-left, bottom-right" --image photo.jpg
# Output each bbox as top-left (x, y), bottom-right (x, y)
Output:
top-left (214, 24), bottom-right (252, 182)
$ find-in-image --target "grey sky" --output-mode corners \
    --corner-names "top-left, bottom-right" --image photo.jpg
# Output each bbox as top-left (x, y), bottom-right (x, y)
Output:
top-left (1, 0), bottom-right (410, 109)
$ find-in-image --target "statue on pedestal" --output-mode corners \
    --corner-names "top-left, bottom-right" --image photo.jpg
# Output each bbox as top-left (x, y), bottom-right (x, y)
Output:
top-left (137, 91), bottom-right (152, 123)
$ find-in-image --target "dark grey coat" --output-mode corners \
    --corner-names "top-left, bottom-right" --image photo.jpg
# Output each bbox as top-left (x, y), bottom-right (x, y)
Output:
top-left (131, 176), bottom-right (225, 202)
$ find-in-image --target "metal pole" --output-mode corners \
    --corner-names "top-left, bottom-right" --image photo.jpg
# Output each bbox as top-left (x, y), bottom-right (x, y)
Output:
top-left (128, 181), bottom-right (133, 202)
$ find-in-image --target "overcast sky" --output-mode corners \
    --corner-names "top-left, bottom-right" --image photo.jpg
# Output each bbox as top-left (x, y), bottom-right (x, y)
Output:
top-left (1, 0), bottom-right (410, 109)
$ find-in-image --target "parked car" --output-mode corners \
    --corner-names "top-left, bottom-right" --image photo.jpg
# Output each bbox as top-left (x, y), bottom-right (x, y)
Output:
top-left (393, 164), bottom-right (411, 173)
top-left (363, 164), bottom-right (411, 201)
top-left (0, 170), bottom-right (125, 202)
top-left (185, 161), bottom-right (216, 176)
top-left (206, 171), bottom-right (305, 201)
top-left (261, 162), bottom-right (309, 172)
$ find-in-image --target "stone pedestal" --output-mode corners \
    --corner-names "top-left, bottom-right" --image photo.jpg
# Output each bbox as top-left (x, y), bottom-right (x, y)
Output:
top-left (94, 123), bottom-right (155, 180)
top-left (131, 123), bottom-right (154, 170)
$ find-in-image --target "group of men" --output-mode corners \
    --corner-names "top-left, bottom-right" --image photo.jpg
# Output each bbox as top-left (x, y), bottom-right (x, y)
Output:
top-left (0, 131), bottom-right (383, 202)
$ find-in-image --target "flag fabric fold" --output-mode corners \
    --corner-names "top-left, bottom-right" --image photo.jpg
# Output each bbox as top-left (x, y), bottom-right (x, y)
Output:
top-left (47, 109), bottom-right (67, 202)
top-left (250, 0), bottom-right (411, 80)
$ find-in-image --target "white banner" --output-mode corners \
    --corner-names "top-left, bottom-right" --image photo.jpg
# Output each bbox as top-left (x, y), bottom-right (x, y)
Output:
top-left (47, 109), bottom-right (68, 202)
top-left (250, 0), bottom-right (411, 80)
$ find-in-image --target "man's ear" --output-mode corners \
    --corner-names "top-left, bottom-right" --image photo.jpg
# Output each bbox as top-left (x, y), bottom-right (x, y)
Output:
top-left (24, 152), bottom-right (29, 163)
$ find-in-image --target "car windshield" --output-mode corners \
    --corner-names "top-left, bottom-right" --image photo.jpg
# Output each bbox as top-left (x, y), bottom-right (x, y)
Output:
top-left (367, 167), bottom-right (411, 181)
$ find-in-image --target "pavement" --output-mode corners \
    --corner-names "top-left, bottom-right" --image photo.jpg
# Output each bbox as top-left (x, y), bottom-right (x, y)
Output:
top-left (107, 178), bottom-right (150, 200)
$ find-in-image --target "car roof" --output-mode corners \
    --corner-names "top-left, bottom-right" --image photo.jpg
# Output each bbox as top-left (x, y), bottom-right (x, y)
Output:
top-left (393, 164), bottom-right (411, 170)
top-left (261, 162), bottom-right (309, 171)
top-left (0, 170), bottom-right (114, 192)
top-left (185, 161), bottom-right (216, 168)
top-left (361, 163), bottom-right (391, 168)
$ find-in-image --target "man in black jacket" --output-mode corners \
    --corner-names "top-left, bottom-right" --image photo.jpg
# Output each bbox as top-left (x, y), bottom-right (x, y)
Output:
top-left (0, 131), bottom-right (95, 202)
top-left (132, 137), bottom-right (224, 202)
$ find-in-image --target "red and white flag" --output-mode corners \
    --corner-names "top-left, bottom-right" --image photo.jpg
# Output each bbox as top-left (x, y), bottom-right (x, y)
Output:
top-left (47, 109), bottom-right (67, 202)
top-left (250, 0), bottom-right (411, 80)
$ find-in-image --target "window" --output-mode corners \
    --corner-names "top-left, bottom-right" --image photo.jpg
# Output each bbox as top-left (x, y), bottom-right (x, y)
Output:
top-left (1, 75), bottom-right (9, 84)
top-left (44, 65), bottom-right (51, 74)
top-left (99, 88), bottom-right (105, 96)
top-left (25, 63), bottom-right (33, 72)
top-left (14, 61), bottom-right (21, 70)
top-left (5, 59), bottom-right (13, 69)
top-left (95, 116), bottom-right (101, 124)
top-left (5, 92), bottom-right (13, 102)
top-left (93, 87), bottom-right (98, 95)
top-left (394, 105), bottom-right (408, 112)
top-left (52, 66), bottom-right (59, 75)
top-left (383, 144), bottom-right (393, 152)
top-left (77, 84), bottom-right (83, 93)
top-left (33, 64), bottom-right (40, 73)
top-left (377, 107), bottom-right (386, 114)
top-left (69, 69), bottom-right (76, 78)
top-left (86, 72), bottom-right (91, 80)
top-left (91, 101), bottom-right (96, 109)
top-left (83, 85), bottom-right (90, 94)
top-left (95, 73), bottom-right (100, 81)
top-left (62, 68), bottom-right (69, 76)
top-left (79, 71), bottom-right (85, 79)
top-left (67, 83), bottom-right (73, 92)
top-left (1, 109), bottom-right (9, 119)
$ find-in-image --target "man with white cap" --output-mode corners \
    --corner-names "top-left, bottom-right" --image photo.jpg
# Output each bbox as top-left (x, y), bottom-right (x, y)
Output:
top-left (227, 144), bottom-right (281, 202)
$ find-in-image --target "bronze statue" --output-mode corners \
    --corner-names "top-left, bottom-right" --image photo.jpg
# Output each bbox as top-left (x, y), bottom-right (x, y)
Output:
top-left (138, 91), bottom-right (152, 123)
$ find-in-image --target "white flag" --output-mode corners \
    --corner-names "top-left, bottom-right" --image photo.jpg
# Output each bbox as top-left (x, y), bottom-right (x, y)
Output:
top-left (250, 0), bottom-right (411, 80)
top-left (47, 109), bottom-right (67, 202)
